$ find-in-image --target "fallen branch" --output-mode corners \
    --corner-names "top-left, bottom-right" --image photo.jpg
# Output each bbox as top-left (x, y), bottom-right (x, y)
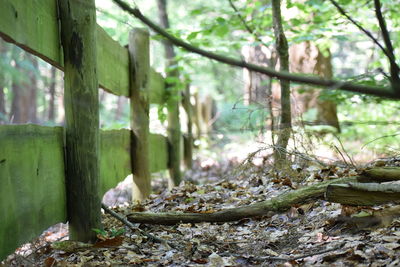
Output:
top-left (128, 177), bottom-right (360, 225)
top-left (101, 203), bottom-right (179, 249)
top-left (326, 182), bottom-right (400, 206)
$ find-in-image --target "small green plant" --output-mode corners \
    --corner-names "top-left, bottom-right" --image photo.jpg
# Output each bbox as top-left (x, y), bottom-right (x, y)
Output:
top-left (92, 227), bottom-right (126, 238)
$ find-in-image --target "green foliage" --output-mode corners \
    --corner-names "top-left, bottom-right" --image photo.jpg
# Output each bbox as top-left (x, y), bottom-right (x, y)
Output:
top-left (93, 227), bottom-right (125, 238)
top-left (214, 101), bottom-right (270, 134)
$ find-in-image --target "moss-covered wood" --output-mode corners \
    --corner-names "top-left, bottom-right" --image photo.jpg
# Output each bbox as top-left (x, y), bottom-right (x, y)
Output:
top-left (0, 125), bottom-right (169, 260)
top-left (127, 177), bottom-right (360, 225)
top-left (129, 29), bottom-right (151, 201)
top-left (0, 0), bottom-right (129, 96)
top-left (326, 182), bottom-right (400, 206)
top-left (149, 133), bottom-right (169, 173)
top-left (0, 125), bottom-right (67, 261)
top-left (361, 167), bottom-right (400, 182)
top-left (59, 0), bottom-right (101, 242)
top-left (100, 130), bottom-right (132, 196)
top-left (148, 69), bottom-right (165, 104)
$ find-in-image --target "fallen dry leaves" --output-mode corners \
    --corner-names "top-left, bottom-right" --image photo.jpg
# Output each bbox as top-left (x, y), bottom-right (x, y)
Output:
top-left (3, 153), bottom-right (400, 266)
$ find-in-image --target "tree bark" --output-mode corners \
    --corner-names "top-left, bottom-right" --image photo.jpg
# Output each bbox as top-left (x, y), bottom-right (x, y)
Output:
top-left (157, 0), bottom-right (182, 187)
top-left (272, 0), bottom-right (291, 166)
top-left (59, 0), bottom-right (101, 242)
top-left (290, 42), bottom-right (340, 132)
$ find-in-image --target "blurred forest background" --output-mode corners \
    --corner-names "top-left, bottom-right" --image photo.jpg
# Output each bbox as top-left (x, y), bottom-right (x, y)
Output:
top-left (1, 0), bottom-right (399, 164)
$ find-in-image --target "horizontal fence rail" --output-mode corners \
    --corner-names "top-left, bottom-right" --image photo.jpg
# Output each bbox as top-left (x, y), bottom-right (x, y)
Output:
top-left (0, 0), bottom-right (193, 260)
top-left (0, 125), bottom-right (170, 259)
top-left (0, 0), bottom-right (166, 102)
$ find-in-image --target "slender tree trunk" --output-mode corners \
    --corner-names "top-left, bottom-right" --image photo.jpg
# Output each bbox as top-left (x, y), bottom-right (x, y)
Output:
top-left (114, 96), bottom-right (124, 121)
top-left (9, 51), bottom-right (30, 124)
top-left (0, 41), bottom-right (6, 124)
top-left (48, 67), bottom-right (57, 122)
top-left (157, 0), bottom-right (182, 187)
top-left (272, 0), bottom-right (291, 166)
top-left (27, 54), bottom-right (38, 123)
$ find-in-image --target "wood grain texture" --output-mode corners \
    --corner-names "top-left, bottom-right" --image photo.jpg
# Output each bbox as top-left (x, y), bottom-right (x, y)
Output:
top-left (100, 129), bottom-right (132, 196)
top-left (0, 0), bottom-right (129, 96)
top-left (129, 28), bottom-right (151, 201)
top-left (59, 0), bottom-right (101, 241)
top-left (0, 125), bottom-right (67, 261)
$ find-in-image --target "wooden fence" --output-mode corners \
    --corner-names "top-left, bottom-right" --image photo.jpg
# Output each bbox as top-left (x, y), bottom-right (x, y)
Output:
top-left (0, 0), bottom-right (191, 260)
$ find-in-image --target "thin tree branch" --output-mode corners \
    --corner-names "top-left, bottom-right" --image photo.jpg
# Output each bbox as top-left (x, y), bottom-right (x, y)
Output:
top-left (328, 0), bottom-right (388, 58)
top-left (227, 0), bottom-right (269, 48)
top-left (101, 203), bottom-right (180, 249)
top-left (112, 0), bottom-right (398, 99)
top-left (373, 0), bottom-right (400, 90)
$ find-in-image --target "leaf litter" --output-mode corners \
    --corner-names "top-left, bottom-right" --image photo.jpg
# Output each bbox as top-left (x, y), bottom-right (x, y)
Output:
top-left (3, 149), bottom-right (400, 266)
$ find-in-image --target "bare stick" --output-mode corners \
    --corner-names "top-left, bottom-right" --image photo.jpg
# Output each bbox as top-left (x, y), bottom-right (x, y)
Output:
top-left (112, 0), bottom-right (398, 99)
top-left (328, 0), bottom-right (387, 58)
top-left (373, 0), bottom-right (400, 90)
top-left (101, 203), bottom-right (179, 249)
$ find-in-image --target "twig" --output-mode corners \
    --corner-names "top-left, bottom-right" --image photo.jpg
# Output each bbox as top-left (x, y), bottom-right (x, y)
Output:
top-left (101, 203), bottom-right (180, 250)
top-left (227, 0), bottom-right (269, 48)
top-left (361, 132), bottom-right (400, 149)
top-left (373, 0), bottom-right (400, 89)
top-left (111, 0), bottom-right (398, 99)
top-left (328, 0), bottom-right (388, 59)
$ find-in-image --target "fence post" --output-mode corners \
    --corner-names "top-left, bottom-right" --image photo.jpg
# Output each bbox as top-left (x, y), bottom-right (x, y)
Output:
top-left (129, 28), bottom-right (151, 201)
top-left (58, 0), bottom-right (101, 241)
top-left (182, 83), bottom-right (193, 169)
top-left (167, 82), bottom-right (182, 188)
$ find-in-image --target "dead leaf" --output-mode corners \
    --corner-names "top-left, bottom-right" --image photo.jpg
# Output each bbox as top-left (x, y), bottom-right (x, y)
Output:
top-left (93, 236), bottom-right (124, 248)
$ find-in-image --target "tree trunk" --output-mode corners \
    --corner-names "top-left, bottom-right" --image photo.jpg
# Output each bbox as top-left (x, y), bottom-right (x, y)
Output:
top-left (157, 0), bottom-right (182, 187)
top-left (242, 45), bottom-right (271, 105)
top-left (182, 83), bottom-right (193, 169)
top-left (0, 41), bottom-right (6, 124)
top-left (272, 0), bottom-right (291, 166)
top-left (59, 0), bottom-right (101, 242)
top-left (27, 54), bottom-right (38, 123)
top-left (48, 67), bottom-right (57, 122)
top-left (9, 51), bottom-right (30, 124)
top-left (290, 42), bottom-right (340, 131)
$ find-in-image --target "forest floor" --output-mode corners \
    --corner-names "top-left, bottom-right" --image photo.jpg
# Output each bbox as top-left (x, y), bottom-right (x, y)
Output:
top-left (3, 136), bottom-right (400, 266)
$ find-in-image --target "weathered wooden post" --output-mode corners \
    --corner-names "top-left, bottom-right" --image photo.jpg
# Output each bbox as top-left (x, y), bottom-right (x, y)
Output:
top-left (129, 28), bottom-right (151, 201)
top-left (182, 83), bottom-right (193, 169)
top-left (58, 0), bottom-right (101, 241)
top-left (167, 86), bottom-right (182, 188)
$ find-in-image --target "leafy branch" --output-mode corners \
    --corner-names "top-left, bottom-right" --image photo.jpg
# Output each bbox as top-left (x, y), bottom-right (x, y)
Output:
top-left (112, 0), bottom-right (399, 99)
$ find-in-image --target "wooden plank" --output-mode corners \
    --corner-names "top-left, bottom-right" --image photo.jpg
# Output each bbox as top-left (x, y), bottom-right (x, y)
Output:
top-left (100, 130), bottom-right (132, 196)
top-left (0, 0), bottom-right (129, 96)
top-left (59, 0), bottom-right (101, 241)
top-left (0, 125), bottom-right (67, 261)
top-left (149, 133), bottom-right (169, 173)
top-left (129, 28), bottom-right (151, 201)
top-left (148, 68), bottom-right (165, 104)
